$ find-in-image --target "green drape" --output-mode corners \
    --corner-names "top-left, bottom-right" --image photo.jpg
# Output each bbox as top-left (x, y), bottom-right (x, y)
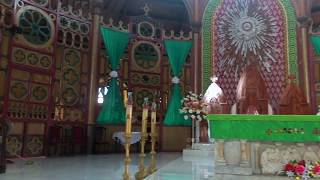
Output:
top-left (311, 35), bottom-right (320, 55)
top-left (97, 27), bottom-right (130, 125)
top-left (163, 40), bottom-right (192, 126)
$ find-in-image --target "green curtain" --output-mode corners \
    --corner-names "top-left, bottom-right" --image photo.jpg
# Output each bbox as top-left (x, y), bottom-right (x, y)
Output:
top-left (311, 35), bottom-right (320, 55)
top-left (164, 40), bottom-right (192, 126)
top-left (97, 27), bottom-right (130, 125)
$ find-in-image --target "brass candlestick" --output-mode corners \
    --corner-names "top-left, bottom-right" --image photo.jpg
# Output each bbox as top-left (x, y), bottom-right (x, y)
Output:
top-left (123, 133), bottom-right (132, 180)
top-left (148, 102), bottom-right (157, 174)
top-left (135, 98), bottom-right (149, 180)
top-left (148, 133), bottom-right (157, 174)
top-left (135, 132), bottom-right (148, 180)
top-left (123, 92), bottom-right (133, 180)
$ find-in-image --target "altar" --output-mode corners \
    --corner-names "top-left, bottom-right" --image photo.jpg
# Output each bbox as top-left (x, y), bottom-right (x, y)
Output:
top-left (208, 114), bottom-right (320, 175)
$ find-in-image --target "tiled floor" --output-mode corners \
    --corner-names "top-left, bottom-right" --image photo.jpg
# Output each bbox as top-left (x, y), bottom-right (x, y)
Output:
top-left (146, 155), bottom-right (289, 180)
top-left (0, 153), bottom-right (289, 180)
top-left (0, 153), bottom-right (180, 180)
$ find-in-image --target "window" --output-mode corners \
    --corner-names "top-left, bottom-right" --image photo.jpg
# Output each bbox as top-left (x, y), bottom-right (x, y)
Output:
top-left (97, 87), bottom-right (108, 104)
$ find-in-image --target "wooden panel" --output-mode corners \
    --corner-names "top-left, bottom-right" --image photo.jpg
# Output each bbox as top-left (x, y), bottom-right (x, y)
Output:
top-left (27, 123), bottom-right (45, 135)
top-left (123, 61), bottom-right (128, 79)
top-left (317, 93), bottom-right (320, 105)
top-left (1, 35), bottom-right (9, 56)
top-left (161, 127), bottom-right (191, 151)
top-left (0, 71), bottom-right (5, 97)
top-left (11, 69), bottom-right (30, 81)
top-left (9, 122), bottom-right (23, 135)
top-left (32, 74), bottom-right (50, 84)
top-left (185, 68), bottom-right (191, 85)
top-left (99, 56), bottom-right (106, 74)
top-left (56, 47), bottom-right (63, 69)
top-left (163, 66), bottom-right (168, 84)
top-left (82, 53), bottom-right (88, 73)
top-left (315, 63), bottom-right (320, 82)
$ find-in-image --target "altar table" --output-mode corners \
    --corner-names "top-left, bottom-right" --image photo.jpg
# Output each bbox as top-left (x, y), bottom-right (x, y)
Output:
top-left (207, 115), bottom-right (320, 175)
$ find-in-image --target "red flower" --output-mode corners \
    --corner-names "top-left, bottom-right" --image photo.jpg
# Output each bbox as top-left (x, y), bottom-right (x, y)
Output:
top-left (284, 163), bottom-right (295, 172)
top-left (295, 165), bottom-right (305, 175)
top-left (298, 160), bottom-right (306, 166)
top-left (313, 165), bottom-right (320, 175)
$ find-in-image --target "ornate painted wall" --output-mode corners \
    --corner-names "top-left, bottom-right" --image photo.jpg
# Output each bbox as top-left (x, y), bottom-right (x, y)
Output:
top-left (202, 0), bottom-right (298, 108)
top-left (96, 12), bottom-right (194, 152)
top-left (0, 0), bottom-right (91, 156)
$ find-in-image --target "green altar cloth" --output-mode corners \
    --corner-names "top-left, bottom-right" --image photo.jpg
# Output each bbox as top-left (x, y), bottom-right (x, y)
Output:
top-left (207, 114), bottom-right (320, 142)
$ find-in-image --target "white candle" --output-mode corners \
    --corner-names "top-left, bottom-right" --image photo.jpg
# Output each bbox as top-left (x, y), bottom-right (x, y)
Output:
top-left (151, 102), bottom-right (157, 134)
top-left (125, 92), bottom-right (133, 134)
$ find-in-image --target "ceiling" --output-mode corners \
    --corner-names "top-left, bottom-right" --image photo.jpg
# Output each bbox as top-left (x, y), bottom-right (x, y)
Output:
top-left (98, 0), bottom-right (190, 29)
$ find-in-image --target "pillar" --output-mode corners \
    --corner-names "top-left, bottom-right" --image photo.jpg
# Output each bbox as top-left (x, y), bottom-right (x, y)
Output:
top-left (192, 0), bottom-right (201, 93)
top-left (297, 0), bottom-right (311, 104)
top-left (215, 140), bottom-right (226, 165)
top-left (87, 5), bottom-right (101, 153)
top-left (240, 140), bottom-right (249, 167)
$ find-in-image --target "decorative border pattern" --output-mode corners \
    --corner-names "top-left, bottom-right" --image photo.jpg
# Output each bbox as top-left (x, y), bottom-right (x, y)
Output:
top-left (201, 0), bottom-right (298, 91)
top-left (202, 0), bottom-right (222, 91)
top-left (278, 0), bottom-right (298, 80)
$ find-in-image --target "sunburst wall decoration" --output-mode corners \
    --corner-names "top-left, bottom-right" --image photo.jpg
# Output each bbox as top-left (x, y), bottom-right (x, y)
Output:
top-left (213, 0), bottom-right (287, 105)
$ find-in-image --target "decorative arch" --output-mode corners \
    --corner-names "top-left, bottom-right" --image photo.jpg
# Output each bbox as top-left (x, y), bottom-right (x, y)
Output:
top-left (201, 0), bottom-right (298, 105)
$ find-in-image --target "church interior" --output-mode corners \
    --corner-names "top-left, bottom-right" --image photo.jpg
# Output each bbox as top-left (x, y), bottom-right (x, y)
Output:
top-left (1, 0), bottom-right (320, 179)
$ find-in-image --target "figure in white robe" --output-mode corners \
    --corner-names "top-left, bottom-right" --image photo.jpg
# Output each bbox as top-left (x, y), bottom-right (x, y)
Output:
top-left (203, 76), bottom-right (223, 104)
top-left (202, 76), bottom-right (224, 142)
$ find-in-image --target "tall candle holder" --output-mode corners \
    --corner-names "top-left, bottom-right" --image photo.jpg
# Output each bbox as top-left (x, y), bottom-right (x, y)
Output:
top-left (135, 98), bottom-right (149, 180)
top-left (148, 102), bottom-right (157, 174)
top-left (123, 133), bottom-right (132, 180)
top-left (123, 92), bottom-right (133, 180)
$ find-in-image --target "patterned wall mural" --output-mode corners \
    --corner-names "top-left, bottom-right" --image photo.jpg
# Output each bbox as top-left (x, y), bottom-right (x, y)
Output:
top-left (205, 0), bottom-right (296, 107)
top-left (0, 0), bottom-right (90, 156)
top-left (96, 12), bottom-right (193, 152)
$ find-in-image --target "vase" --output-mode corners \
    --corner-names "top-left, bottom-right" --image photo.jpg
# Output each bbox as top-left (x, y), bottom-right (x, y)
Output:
top-left (199, 120), bottom-right (209, 143)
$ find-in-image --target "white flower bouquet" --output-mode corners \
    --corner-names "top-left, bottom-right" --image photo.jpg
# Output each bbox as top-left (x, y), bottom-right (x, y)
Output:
top-left (180, 91), bottom-right (207, 121)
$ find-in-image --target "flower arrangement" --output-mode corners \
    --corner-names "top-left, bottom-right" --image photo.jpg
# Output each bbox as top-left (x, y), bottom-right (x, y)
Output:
top-left (180, 91), bottom-right (207, 121)
top-left (280, 160), bottom-right (320, 179)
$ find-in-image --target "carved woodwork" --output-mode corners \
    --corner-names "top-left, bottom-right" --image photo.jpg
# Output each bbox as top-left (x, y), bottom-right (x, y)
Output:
top-left (236, 63), bottom-right (269, 114)
top-left (279, 76), bottom-right (312, 115)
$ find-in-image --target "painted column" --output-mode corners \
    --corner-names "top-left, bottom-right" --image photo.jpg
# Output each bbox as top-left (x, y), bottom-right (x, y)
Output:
top-left (87, 6), bottom-right (101, 153)
top-left (240, 140), bottom-right (249, 167)
top-left (215, 140), bottom-right (226, 165)
top-left (297, 0), bottom-right (311, 104)
top-left (192, 0), bottom-right (201, 93)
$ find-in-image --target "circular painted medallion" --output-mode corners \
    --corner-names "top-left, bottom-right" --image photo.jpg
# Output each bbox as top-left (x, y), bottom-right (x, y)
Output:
top-left (17, 6), bottom-right (54, 47)
top-left (10, 81), bottom-right (28, 100)
top-left (133, 42), bottom-right (160, 70)
top-left (62, 87), bottom-right (79, 106)
top-left (31, 85), bottom-right (48, 102)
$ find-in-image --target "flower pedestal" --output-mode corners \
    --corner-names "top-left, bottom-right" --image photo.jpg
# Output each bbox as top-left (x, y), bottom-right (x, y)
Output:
top-left (184, 118), bottom-right (215, 157)
top-left (181, 92), bottom-right (214, 157)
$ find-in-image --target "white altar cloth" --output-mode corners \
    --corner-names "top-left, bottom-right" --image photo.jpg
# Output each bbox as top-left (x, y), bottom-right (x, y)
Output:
top-left (112, 132), bottom-right (141, 145)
